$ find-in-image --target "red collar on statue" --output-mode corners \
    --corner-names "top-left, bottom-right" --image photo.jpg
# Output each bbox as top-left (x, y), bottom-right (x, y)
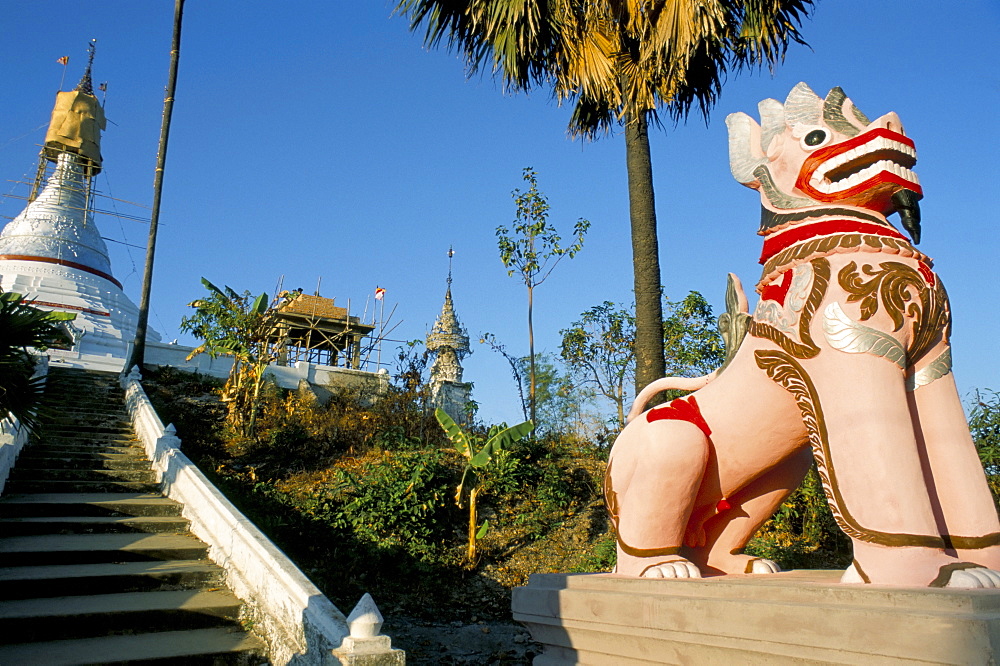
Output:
top-left (759, 219), bottom-right (909, 265)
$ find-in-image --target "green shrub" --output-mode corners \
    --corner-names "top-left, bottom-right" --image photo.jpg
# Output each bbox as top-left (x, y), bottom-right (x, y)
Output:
top-left (570, 530), bottom-right (616, 573)
top-left (745, 466), bottom-right (851, 570)
top-left (326, 450), bottom-right (464, 565)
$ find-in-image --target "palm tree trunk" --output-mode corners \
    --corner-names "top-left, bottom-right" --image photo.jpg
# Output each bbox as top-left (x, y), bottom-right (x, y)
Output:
top-left (625, 112), bottom-right (665, 394)
top-left (127, 0), bottom-right (185, 373)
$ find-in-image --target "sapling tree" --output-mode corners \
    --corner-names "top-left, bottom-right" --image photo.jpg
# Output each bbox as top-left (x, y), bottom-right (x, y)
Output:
top-left (517, 352), bottom-right (591, 439)
top-left (560, 301), bottom-right (636, 428)
top-left (479, 331), bottom-right (528, 421)
top-left (497, 168), bottom-right (589, 426)
top-left (435, 407), bottom-right (533, 564)
top-left (663, 292), bottom-right (725, 378)
top-left (560, 292), bottom-right (724, 427)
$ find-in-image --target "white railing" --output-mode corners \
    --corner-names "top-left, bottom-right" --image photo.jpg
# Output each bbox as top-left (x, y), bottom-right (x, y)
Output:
top-left (119, 368), bottom-right (402, 665)
top-left (0, 356), bottom-right (48, 495)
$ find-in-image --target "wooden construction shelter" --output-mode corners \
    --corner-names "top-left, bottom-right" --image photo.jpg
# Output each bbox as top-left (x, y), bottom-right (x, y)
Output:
top-left (269, 292), bottom-right (375, 369)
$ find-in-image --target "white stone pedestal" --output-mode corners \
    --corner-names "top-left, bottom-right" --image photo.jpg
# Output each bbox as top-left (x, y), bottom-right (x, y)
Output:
top-left (511, 570), bottom-right (1000, 664)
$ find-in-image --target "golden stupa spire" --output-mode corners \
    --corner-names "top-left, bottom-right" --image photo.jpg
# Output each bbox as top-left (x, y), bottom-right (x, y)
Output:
top-left (43, 39), bottom-right (106, 175)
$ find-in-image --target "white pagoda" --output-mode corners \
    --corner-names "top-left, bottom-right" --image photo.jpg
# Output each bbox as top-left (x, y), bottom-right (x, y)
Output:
top-left (0, 49), bottom-right (158, 371)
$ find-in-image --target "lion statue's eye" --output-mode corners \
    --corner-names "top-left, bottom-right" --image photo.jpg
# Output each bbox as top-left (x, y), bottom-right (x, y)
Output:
top-left (803, 129), bottom-right (828, 148)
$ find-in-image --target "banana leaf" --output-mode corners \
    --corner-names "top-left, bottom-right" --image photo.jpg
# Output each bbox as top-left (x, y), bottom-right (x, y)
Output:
top-left (469, 420), bottom-right (533, 467)
top-left (435, 408), bottom-right (473, 459)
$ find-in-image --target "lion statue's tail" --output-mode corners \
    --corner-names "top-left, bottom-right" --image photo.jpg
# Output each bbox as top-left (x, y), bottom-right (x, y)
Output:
top-left (625, 371), bottom-right (719, 424)
top-left (624, 272), bottom-right (750, 426)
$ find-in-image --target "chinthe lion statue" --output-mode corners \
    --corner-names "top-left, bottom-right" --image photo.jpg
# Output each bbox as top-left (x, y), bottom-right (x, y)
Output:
top-left (606, 82), bottom-right (1000, 588)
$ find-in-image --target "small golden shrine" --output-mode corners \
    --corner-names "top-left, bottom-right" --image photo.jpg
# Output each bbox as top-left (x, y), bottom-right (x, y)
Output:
top-left (269, 292), bottom-right (376, 369)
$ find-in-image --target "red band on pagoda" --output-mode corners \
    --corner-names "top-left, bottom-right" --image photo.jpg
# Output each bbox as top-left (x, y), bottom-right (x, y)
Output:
top-left (0, 254), bottom-right (122, 289)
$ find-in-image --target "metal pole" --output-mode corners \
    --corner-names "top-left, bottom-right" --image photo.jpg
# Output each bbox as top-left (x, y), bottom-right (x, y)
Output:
top-left (127, 0), bottom-right (185, 373)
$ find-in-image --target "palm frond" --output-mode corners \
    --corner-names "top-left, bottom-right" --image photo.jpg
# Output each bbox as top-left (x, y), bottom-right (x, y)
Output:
top-left (397, 0), bottom-right (815, 136)
top-left (0, 293), bottom-right (70, 429)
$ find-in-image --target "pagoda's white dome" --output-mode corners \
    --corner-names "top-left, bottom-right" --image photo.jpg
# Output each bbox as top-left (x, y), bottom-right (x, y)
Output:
top-left (0, 152), bottom-right (113, 280)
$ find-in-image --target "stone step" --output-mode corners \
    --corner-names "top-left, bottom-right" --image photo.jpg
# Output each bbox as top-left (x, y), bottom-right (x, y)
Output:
top-left (0, 626), bottom-right (265, 665)
top-left (43, 376), bottom-right (120, 389)
top-left (4, 479), bottom-right (161, 494)
top-left (42, 414), bottom-right (128, 424)
top-left (43, 404), bottom-right (126, 414)
top-left (43, 384), bottom-right (120, 393)
top-left (43, 382), bottom-right (123, 390)
top-left (43, 416), bottom-right (129, 427)
top-left (24, 442), bottom-right (143, 455)
top-left (40, 398), bottom-right (125, 408)
top-left (43, 377), bottom-right (121, 387)
top-left (42, 403), bottom-right (124, 411)
top-left (0, 560), bottom-right (222, 600)
top-left (42, 386), bottom-right (123, 397)
top-left (32, 432), bottom-right (138, 442)
top-left (42, 425), bottom-right (135, 436)
top-left (0, 493), bottom-right (184, 518)
top-left (0, 589), bottom-right (244, 643)
top-left (36, 432), bottom-right (140, 447)
top-left (0, 368), bottom-right (268, 663)
top-left (0, 514), bottom-right (189, 536)
top-left (12, 455), bottom-right (150, 470)
top-left (0, 532), bottom-right (209, 566)
top-left (9, 468), bottom-right (158, 483)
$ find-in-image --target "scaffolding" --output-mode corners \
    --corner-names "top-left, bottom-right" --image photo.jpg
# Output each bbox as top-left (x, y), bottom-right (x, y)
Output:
top-left (268, 292), bottom-right (376, 370)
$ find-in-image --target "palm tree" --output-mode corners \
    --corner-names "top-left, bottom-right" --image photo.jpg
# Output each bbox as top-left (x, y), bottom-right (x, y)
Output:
top-left (395, 0), bottom-right (813, 393)
top-left (0, 293), bottom-right (74, 431)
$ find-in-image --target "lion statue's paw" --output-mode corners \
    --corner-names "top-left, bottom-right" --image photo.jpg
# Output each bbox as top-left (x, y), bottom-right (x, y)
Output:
top-left (747, 557), bottom-right (781, 574)
top-left (945, 566), bottom-right (1000, 589)
top-left (640, 558), bottom-right (702, 579)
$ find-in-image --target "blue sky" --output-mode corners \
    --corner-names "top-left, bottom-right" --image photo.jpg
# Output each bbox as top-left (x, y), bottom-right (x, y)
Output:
top-left (1, 1), bottom-right (997, 425)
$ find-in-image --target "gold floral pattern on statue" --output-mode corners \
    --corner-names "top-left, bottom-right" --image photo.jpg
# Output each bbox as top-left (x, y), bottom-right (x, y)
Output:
top-left (838, 260), bottom-right (950, 363)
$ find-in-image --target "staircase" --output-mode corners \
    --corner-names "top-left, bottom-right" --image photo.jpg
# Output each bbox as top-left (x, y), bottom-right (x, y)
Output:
top-left (0, 367), bottom-right (266, 664)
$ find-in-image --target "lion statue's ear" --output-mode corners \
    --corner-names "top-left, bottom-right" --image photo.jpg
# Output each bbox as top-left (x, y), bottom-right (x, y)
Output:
top-left (726, 111), bottom-right (765, 189)
top-left (783, 81), bottom-right (823, 129)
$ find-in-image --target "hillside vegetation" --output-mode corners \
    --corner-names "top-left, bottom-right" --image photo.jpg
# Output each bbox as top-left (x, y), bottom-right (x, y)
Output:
top-left (143, 363), bottom-right (860, 623)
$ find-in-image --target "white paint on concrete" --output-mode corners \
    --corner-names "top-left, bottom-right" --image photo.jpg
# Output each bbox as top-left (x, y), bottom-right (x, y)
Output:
top-left (0, 153), bottom-right (161, 366)
top-left (347, 593), bottom-right (384, 638)
top-left (0, 357), bottom-right (47, 496)
top-left (0, 416), bottom-right (31, 497)
top-left (137, 341), bottom-right (389, 398)
top-left (119, 369), bottom-right (401, 665)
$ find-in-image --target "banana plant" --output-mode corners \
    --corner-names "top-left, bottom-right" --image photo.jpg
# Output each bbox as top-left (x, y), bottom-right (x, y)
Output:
top-left (435, 408), bottom-right (533, 564)
top-left (181, 278), bottom-right (292, 436)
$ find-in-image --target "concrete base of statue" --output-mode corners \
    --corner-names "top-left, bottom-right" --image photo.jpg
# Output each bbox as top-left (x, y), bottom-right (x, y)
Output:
top-left (511, 569), bottom-right (1000, 664)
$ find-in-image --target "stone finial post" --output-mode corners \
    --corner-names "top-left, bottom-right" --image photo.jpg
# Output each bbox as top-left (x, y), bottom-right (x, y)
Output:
top-left (331, 593), bottom-right (405, 665)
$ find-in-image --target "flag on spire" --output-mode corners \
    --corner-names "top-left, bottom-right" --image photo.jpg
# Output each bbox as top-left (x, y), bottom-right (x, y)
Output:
top-left (374, 287), bottom-right (386, 301)
top-left (56, 56), bottom-right (69, 65)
